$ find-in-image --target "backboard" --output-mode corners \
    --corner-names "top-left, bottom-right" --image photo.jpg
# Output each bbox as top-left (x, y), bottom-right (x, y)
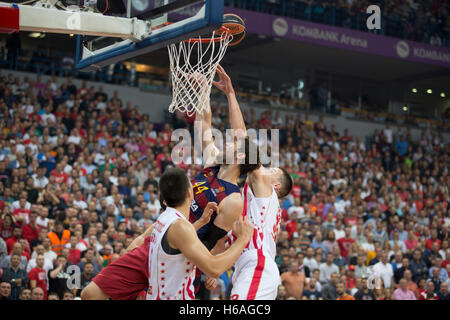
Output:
top-left (75, 0), bottom-right (223, 72)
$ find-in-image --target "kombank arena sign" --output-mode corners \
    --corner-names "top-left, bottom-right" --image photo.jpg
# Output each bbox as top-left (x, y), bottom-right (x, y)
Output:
top-left (226, 8), bottom-right (450, 68)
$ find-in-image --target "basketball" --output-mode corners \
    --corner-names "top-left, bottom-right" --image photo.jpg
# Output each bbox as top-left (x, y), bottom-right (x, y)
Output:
top-left (222, 13), bottom-right (246, 35)
top-left (221, 13), bottom-right (246, 46)
top-left (229, 30), bottom-right (246, 47)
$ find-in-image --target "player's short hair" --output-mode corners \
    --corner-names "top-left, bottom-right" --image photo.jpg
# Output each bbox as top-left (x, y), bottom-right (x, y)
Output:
top-left (277, 167), bottom-right (293, 199)
top-left (159, 190), bottom-right (167, 211)
top-left (158, 168), bottom-right (191, 208)
top-left (238, 136), bottom-right (261, 176)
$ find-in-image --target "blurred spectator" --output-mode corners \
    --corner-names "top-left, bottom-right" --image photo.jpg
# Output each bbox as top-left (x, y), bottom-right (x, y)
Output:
top-left (26, 244), bottom-right (54, 273)
top-left (302, 277), bottom-right (322, 300)
top-left (2, 242), bottom-right (28, 270)
top-left (48, 255), bottom-right (71, 299)
top-left (393, 278), bottom-right (416, 300)
top-left (18, 288), bottom-right (31, 300)
top-left (28, 253), bottom-right (48, 300)
top-left (0, 281), bottom-right (11, 300)
top-left (410, 249), bottom-right (428, 283)
top-left (276, 285), bottom-right (287, 300)
top-left (372, 253), bottom-right (394, 289)
top-left (354, 277), bottom-right (375, 300)
top-left (280, 261), bottom-right (307, 299)
top-left (1, 253), bottom-right (29, 300)
top-left (336, 281), bottom-right (355, 300)
top-left (418, 281), bottom-right (438, 300)
top-left (319, 253), bottom-right (339, 283)
top-left (321, 272), bottom-right (339, 300)
top-left (47, 219), bottom-right (71, 256)
top-left (47, 292), bottom-right (60, 300)
top-left (437, 283), bottom-right (450, 300)
top-left (62, 290), bottom-right (75, 300)
top-left (30, 286), bottom-right (44, 300)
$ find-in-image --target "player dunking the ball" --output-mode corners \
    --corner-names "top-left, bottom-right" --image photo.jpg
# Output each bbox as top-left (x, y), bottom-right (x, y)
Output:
top-left (211, 66), bottom-right (293, 300)
top-left (81, 66), bottom-right (262, 300)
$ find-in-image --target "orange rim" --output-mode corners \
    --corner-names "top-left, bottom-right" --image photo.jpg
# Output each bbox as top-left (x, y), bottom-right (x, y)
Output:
top-left (152, 21), bottom-right (173, 31)
top-left (185, 26), bottom-right (232, 43)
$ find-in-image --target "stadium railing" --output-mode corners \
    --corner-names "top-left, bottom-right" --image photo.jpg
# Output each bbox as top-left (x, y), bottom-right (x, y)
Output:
top-left (224, 0), bottom-right (449, 48)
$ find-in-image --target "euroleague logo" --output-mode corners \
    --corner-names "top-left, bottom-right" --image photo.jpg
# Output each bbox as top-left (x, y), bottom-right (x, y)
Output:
top-left (395, 41), bottom-right (410, 58)
top-left (273, 18), bottom-right (289, 37)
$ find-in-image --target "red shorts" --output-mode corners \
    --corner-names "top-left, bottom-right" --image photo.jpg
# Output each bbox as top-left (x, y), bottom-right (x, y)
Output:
top-left (92, 237), bottom-right (150, 300)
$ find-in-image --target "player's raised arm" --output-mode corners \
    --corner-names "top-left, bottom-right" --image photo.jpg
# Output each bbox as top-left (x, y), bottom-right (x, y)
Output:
top-left (213, 65), bottom-right (247, 137)
top-left (193, 73), bottom-right (221, 168)
top-left (167, 216), bottom-right (253, 279)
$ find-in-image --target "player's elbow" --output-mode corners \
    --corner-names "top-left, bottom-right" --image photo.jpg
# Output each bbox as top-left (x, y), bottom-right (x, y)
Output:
top-left (205, 269), bottom-right (221, 279)
top-left (202, 261), bottom-right (222, 279)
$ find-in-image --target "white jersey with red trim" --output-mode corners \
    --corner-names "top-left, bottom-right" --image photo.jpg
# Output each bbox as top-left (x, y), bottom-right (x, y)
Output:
top-left (146, 207), bottom-right (196, 300)
top-left (228, 182), bottom-right (282, 259)
top-left (227, 182), bottom-right (282, 300)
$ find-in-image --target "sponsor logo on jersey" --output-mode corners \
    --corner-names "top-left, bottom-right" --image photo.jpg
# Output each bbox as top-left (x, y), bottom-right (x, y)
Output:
top-left (214, 186), bottom-right (225, 194)
top-left (154, 220), bottom-right (166, 233)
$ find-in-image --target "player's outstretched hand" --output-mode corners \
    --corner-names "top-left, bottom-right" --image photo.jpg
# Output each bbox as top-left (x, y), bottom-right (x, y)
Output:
top-left (198, 202), bottom-right (219, 226)
top-left (212, 65), bottom-right (235, 96)
top-left (232, 216), bottom-right (254, 242)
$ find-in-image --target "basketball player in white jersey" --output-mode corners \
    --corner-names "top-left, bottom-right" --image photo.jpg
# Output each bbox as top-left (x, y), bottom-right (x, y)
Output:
top-left (211, 66), bottom-right (293, 300)
top-left (227, 167), bottom-right (292, 300)
top-left (146, 167), bottom-right (254, 300)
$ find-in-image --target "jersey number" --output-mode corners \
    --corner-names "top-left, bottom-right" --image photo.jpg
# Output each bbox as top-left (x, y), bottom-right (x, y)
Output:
top-left (193, 181), bottom-right (209, 195)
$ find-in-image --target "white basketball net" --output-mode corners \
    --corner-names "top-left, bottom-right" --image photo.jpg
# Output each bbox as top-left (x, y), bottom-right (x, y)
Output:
top-left (167, 29), bottom-right (232, 117)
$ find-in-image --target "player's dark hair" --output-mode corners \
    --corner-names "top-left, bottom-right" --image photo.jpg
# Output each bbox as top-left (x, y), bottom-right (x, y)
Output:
top-left (239, 136), bottom-right (261, 176)
top-left (159, 190), bottom-right (167, 210)
top-left (158, 168), bottom-right (191, 208)
top-left (277, 167), bottom-right (293, 199)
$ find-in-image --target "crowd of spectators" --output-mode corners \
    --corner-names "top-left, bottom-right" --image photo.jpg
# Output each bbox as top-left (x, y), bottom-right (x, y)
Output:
top-left (225, 0), bottom-right (450, 47)
top-left (0, 69), bottom-right (448, 301)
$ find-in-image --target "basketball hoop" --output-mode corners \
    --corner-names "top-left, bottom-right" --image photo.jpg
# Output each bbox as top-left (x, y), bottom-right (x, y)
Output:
top-left (167, 26), bottom-right (232, 117)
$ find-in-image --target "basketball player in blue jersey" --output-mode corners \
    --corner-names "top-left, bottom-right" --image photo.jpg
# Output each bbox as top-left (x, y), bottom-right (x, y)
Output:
top-left (188, 98), bottom-right (259, 250)
top-left (181, 69), bottom-right (263, 294)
